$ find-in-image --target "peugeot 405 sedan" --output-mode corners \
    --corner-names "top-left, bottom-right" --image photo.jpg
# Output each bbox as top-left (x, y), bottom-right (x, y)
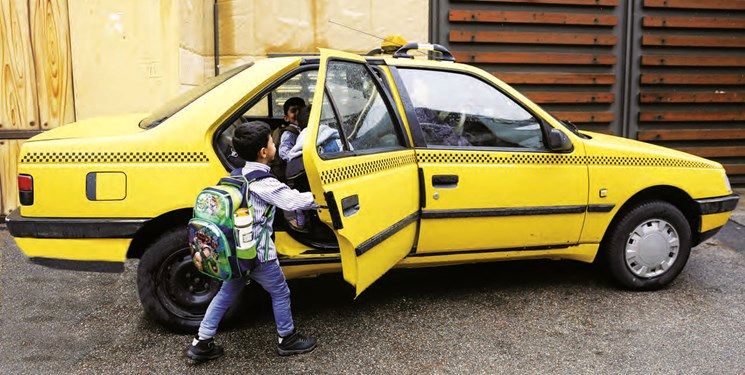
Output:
top-left (7, 44), bottom-right (738, 331)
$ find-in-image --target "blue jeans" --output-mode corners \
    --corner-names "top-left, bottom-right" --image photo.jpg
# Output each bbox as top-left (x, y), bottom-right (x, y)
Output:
top-left (197, 259), bottom-right (294, 339)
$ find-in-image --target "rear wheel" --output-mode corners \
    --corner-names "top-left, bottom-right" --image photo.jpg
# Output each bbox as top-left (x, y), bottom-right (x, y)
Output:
top-left (136, 228), bottom-right (249, 332)
top-left (600, 201), bottom-right (692, 290)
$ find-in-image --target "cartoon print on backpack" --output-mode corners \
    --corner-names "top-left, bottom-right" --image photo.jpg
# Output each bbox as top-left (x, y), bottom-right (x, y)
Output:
top-left (187, 172), bottom-right (275, 282)
top-left (196, 193), bottom-right (221, 217)
top-left (189, 226), bottom-right (230, 280)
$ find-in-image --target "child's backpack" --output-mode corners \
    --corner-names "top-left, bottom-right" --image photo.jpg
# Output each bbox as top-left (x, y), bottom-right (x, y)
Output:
top-left (187, 170), bottom-right (273, 281)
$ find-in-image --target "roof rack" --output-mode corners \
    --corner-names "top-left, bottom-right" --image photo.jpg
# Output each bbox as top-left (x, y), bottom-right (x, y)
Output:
top-left (393, 42), bottom-right (456, 62)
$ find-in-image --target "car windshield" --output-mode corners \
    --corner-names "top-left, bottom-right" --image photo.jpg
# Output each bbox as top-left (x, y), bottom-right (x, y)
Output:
top-left (139, 63), bottom-right (252, 129)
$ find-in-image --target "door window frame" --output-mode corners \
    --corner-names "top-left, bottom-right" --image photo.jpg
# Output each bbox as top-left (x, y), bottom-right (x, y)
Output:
top-left (211, 64), bottom-right (319, 170)
top-left (389, 65), bottom-right (562, 154)
top-left (315, 58), bottom-right (411, 161)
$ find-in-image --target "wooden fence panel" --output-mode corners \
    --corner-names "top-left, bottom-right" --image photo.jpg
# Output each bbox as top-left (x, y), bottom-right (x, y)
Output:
top-left (0, 0), bottom-right (75, 216)
top-left (449, 10), bottom-right (617, 26)
top-left (643, 0), bottom-right (745, 11)
top-left (453, 0), bottom-right (620, 6)
top-left (637, 1), bottom-right (745, 184)
top-left (30, 0), bottom-right (75, 130)
top-left (438, 0), bottom-right (745, 183)
top-left (0, 140), bottom-right (23, 215)
top-left (444, 0), bottom-right (623, 134)
top-left (0, 0), bottom-right (40, 132)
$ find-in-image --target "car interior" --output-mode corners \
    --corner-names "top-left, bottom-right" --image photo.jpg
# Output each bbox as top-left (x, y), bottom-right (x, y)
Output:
top-left (213, 68), bottom-right (339, 251)
top-left (416, 108), bottom-right (544, 149)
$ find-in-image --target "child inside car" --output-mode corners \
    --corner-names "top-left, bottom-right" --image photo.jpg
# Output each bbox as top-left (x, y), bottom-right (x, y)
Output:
top-left (276, 97), bottom-right (306, 162)
top-left (273, 97), bottom-right (307, 231)
top-left (283, 104), bottom-right (344, 232)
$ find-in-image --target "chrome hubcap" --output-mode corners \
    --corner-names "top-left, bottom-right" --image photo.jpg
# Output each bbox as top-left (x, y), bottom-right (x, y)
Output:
top-left (624, 219), bottom-right (680, 278)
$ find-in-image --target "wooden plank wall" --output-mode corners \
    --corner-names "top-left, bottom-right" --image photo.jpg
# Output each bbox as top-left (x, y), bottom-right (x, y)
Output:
top-left (0, 0), bottom-right (74, 215)
top-left (0, 140), bottom-right (24, 214)
top-left (442, 0), bottom-right (745, 184)
top-left (636, 0), bottom-right (745, 185)
top-left (1, 0), bottom-right (39, 132)
top-left (448, 0), bottom-right (623, 134)
top-left (30, 0), bottom-right (75, 130)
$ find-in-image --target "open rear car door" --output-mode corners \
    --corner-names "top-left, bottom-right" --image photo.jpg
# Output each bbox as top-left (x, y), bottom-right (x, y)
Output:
top-left (303, 49), bottom-right (420, 295)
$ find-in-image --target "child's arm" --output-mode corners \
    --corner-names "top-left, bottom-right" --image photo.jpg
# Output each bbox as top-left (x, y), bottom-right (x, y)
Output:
top-left (252, 178), bottom-right (319, 211)
top-left (278, 129), bottom-right (299, 162)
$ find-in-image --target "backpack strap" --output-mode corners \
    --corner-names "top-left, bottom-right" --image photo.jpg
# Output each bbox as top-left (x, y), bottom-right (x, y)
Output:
top-left (223, 168), bottom-right (276, 213)
top-left (242, 170), bottom-right (277, 261)
top-left (284, 124), bottom-right (301, 136)
top-left (245, 170), bottom-right (277, 219)
top-left (217, 176), bottom-right (245, 188)
top-left (218, 168), bottom-right (248, 188)
top-left (245, 170), bottom-right (275, 182)
top-left (225, 169), bottom-right (273, 200)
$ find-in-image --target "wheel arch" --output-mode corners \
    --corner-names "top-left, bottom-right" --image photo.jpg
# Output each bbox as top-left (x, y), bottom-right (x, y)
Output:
top-left (601, 185), bottom-right (700, 247)
top-left (127, 208), bottom-right (192, 259)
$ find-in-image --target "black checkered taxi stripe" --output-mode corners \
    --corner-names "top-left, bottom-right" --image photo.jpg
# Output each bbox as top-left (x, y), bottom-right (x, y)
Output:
top-left (20, 151), bottom-right (209, 164)
top-left (320, 153), bottom-right (417, 185)
top-left (416, 152), bottom-right (715, 169)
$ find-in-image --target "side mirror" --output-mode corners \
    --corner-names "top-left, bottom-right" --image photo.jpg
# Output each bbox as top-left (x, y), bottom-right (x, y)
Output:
top-left (547, 128), bottom-right (573, 152)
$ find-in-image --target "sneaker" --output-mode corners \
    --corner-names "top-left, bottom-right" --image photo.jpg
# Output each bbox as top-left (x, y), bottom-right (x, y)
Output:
top-left (277, 330), bottom-right (317, 356)
top-left (186, 336), bottom-right (224, 362)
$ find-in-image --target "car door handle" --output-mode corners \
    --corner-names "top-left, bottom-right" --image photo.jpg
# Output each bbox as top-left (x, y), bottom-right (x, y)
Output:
top-left (341, 194), bottom-right (360, 217)
top-left (323, 191), bottom-right (343, 229)
top-left (432, 175), bottom-right (459, 188)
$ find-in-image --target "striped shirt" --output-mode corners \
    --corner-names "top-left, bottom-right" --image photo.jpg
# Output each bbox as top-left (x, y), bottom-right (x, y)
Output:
top-left (241, 161), bottom-right (318, 262)
top-left (279, 130), bottom-right (299, 162)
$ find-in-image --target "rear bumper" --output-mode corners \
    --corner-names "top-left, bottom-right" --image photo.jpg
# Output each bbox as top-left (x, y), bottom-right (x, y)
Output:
top-left (6, 208), bottom-right (147, 238)
top-left (28, 257), bottom-right (124, 273)
top-left (6, 208), bottom-right (143, 272)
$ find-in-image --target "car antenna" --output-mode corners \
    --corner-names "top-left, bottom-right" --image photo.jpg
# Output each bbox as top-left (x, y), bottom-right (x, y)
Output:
top-left (328, 19), bottom-right (385, 40)
top-left (327, 20), bottom-right (424, 56)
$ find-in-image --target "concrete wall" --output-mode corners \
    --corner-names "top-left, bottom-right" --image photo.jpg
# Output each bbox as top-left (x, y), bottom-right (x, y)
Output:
top-left (68, 0), bottom-right (429, 119)
top-left (187, 0), bottom-right (429, 86)
top-left (68, 0), bottom-right (181, 119)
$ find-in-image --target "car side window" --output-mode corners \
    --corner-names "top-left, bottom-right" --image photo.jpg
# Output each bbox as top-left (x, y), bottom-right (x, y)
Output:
top-left (241, 70), bottom-right (318, 118)
top-left (318, 61), bottom-right (403, 155)
top-left (397, 69), bottom-right (544, 150)
top-left (216, 68), bottom-right (318, 169)
top-left (269, 70), bottom-right (317, 117)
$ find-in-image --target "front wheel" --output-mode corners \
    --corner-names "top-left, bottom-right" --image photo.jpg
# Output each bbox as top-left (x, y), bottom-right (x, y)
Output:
top-left (600, 201), bottom-right (692, 290)
top-left (136, 228), bottom-right (249, 332)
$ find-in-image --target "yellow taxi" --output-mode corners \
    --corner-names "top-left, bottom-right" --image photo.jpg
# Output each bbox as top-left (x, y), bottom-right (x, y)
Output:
top-left (7, 44), bottom-right (738, 332)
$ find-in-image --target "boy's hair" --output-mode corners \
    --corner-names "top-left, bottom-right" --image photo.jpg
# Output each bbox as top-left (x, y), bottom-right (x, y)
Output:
top-left (297, 104), bottom-right (312, 129)
top-left (283, 97), bottom-right (306, 115)
top-left (232, 121), bottom-right (271, 161)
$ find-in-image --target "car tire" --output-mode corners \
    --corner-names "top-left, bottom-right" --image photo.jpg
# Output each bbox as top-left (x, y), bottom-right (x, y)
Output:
top-left (600, 200), bottom-right (692, 290)
top-left (136, 228), bottom-right (250, 333)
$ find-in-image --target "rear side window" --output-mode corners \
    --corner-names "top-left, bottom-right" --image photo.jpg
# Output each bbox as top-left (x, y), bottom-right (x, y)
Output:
top-left (398, 69), bottom-right (544, 149)
top-left (140, 64), bottom-right (252, 129)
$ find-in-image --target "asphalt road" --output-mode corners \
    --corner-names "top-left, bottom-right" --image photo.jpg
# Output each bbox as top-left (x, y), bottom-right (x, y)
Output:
top-left (1, 219), bottom-right (743, 374)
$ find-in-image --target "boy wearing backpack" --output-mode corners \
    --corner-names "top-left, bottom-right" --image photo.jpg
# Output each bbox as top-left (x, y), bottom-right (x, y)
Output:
top-left (186, 121), bottom-right (319, 361)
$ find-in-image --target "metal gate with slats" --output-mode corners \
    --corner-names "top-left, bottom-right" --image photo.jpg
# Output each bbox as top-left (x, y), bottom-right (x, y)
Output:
top-left (431, 0), bottom-right (745, 185)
